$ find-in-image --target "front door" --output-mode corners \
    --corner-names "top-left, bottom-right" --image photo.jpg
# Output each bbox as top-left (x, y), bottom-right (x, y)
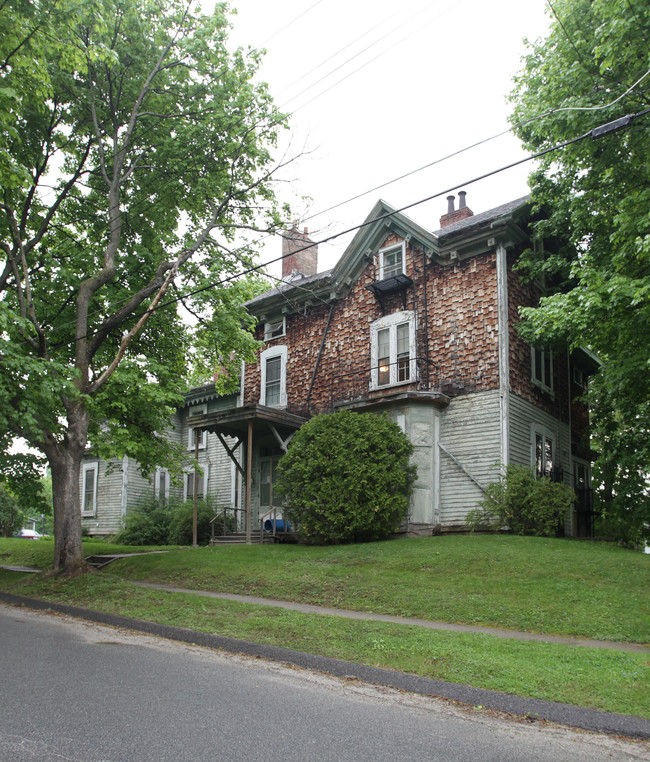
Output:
top-left (259, 454), bottom-right (281, 517)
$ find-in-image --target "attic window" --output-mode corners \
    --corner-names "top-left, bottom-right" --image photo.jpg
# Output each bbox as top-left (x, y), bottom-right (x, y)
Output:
top-left (264, 318), bottom-right (285, 341)
top-left (379, 242), bottom-right (405, 280)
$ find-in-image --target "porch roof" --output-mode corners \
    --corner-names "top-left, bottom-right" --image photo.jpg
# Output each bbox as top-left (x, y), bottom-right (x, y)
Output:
top-left (187, 404), bottom-right (307, 440)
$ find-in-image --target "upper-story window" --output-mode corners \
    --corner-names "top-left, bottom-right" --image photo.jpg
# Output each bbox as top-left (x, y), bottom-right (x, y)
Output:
top-left (370, 311), bottom-right (416, 389)
top-left (379, 242), bottom-right (405, 280)
top-left (531, 347), bottom-right (553, 395)
top-left (260, 345), bottom-right (288, 407)
top-left (187, 404), bottom-right (207, 450)
top-left (264, 317), bottom-right (286, 341)
top-left (572, 365), bottom-right (588, 391)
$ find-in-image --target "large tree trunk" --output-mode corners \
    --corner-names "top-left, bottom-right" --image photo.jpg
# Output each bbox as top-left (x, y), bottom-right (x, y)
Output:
top-left (46, 404), bottom-right (90, 573)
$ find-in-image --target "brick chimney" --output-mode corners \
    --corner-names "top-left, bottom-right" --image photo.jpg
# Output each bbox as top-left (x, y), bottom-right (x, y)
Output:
top-left (281, 224), bottom-right (318, 279)
top-left (439, 191), bottom-right (473, 228)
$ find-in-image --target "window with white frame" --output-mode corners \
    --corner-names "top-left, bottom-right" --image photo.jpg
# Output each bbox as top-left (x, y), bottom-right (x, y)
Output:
top-left (81, 462), bottom-right (98, 516)
top-left (531, 346), bottom-right (553, 394)
top-left (185, 464), bottom-right (209, 501)
top-left (532, 426), bottom-right (555, 479)
top-left (379, 242), bottom-right (405, 280)
top-left (154, 468), bottom-right (170, 502)
top-left (264, 317), bottom-right (286, 341)
top-left (572, 365), bottom-right (588, 390)
top-left (370, 311), bottom-right (416, 389)
top-left (187, 405), bottom-right (207, 450)
top-left (260, 345), bottom-right (288, 407)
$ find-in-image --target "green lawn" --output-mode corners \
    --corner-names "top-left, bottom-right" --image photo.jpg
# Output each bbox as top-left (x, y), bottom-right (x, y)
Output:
top-left (1, 535), bottom-right (648, 718)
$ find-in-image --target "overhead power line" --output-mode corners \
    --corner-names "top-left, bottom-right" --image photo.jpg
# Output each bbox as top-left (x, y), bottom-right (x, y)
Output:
top-left (50, 106), bottom-right (650, 351)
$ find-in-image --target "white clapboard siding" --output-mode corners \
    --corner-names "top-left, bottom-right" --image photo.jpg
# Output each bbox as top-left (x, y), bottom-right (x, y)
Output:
top-left (508, 393), bottom-right (571, 474)
top-left (83, 458), bottom-right (125, 536)
top-left (438, 390), bottom-right (501, 526)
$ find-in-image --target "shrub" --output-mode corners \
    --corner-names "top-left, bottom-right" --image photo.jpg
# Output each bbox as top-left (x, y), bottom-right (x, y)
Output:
top-left (0, 485), bottom-right (23, 537)
top-left (466, 464), bottom-right (576, 537)
top-left (167, 499), bottom-right (220, 545)
top-left (275, 410), bottom-right (416, 545)
top-left (116, 497), bottom-right (230, 546)
top-left (115, 499), bottom-right (172, 545)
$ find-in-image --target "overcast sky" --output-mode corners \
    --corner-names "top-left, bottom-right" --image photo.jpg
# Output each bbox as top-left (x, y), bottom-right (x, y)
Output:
top-left (221, 0), bottom-right (551, 275)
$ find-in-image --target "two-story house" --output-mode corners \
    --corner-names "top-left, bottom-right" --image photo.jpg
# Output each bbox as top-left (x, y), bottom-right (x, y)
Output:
top-left (188, 193), bottom-right (597, 539)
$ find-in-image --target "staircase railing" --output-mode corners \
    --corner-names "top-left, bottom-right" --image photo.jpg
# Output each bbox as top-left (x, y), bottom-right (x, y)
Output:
top-left (210, 506), bottom-right (246, 543)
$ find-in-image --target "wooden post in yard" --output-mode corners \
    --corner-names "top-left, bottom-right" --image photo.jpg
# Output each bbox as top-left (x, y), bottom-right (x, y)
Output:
top-left (193, 428), bottom-right (200, 548)
top-left (246, 419), bottom-right (253, 545)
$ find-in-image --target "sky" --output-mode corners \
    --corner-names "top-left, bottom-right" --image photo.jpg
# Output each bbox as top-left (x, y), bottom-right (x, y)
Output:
top-left (220, 0), bottom-right (552, 277)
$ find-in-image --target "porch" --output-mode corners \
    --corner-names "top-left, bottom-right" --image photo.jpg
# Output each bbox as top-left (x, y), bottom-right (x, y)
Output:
top-left (187, 404), bottom-right (306, 544)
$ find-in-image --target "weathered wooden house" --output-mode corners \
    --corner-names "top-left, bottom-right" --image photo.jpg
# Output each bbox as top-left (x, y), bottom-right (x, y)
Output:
top-left (80, 387), bottom-right (242, 536)
top-left (187, 194), bottom-right (597, 539)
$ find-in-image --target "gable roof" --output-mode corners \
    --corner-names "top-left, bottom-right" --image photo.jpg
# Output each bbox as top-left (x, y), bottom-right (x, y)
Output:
top-left (244, 195), bottom-right (532, 316)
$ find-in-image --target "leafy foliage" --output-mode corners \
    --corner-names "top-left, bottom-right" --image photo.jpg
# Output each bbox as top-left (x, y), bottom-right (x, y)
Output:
top-left (114, 500), bottom-right (172, 547)
top-left (509, 0), bottom-right (650, 542)
top-left (115, 497), bottom-right (228, 546)
top-left (0, 0), bottom-right (290, 570)
top-left (0, 484), bottom-right (23, 537)
top-left (167, 499), bottom-right (223, 546)
top-left (276, 411), bottom-right (416, 545)
top-left (467, 464), bottom-right (576, 537)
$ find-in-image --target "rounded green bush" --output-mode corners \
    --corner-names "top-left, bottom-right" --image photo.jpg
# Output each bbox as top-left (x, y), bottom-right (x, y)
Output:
top-left (275, 410), bottom-right (416, 544)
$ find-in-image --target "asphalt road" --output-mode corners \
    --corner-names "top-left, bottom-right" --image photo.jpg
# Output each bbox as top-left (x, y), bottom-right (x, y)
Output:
top-left (1, 604), bottom-right (648, 762)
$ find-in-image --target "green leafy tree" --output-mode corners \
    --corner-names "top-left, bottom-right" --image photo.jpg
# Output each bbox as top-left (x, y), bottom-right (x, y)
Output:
top-left (0, 0), bottom-right (289, 571)
top-left (509, 0), bottom-right (650, 542)
top-left (276, 411), bottom-right (416, 545)
top-left (0, 484), bottom-right (23, 537)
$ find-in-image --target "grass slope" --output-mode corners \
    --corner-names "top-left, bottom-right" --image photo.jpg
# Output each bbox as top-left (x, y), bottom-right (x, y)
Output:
top-left (1, 535), bottom-right (648, 718)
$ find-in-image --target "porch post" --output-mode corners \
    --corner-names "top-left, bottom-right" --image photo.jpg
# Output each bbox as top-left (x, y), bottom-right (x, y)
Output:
top-left (246, 418), bottom-right (253, 545)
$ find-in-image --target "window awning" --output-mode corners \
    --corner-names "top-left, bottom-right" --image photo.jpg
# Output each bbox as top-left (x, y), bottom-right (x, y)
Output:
top-left (365, 273), bottom-right (413, 312)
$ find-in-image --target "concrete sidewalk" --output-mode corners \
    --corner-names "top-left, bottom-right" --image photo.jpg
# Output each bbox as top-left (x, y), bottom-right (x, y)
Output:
top-left (133, 581), bottom-right (650, 654)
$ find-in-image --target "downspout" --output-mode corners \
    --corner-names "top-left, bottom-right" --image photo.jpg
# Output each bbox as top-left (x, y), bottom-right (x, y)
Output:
top-left (567, 348), bottom-right (574, 536)
top-left (421, 247), bottom-right (430, 389)
top-left (306, 304), bottom-right (335, 408)
top-left (496, 243), bottom-right (510, 470)
top-left (121, 456), bottom-right (128, 526)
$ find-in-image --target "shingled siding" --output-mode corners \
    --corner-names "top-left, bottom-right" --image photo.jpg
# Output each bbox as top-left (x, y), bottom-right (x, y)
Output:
top-left (507, 255), bottom-right (571, 420)
top-left (426, 252), bottom-right (499, 394)
top-left (438, 390), bottom-right (501, 526)
top-left (244, 235), bottom-right (501, 415)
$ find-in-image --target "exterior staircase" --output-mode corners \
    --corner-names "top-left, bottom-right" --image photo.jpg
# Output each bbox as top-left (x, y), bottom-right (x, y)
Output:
top-left (210, 530), bottom-right (270, 545)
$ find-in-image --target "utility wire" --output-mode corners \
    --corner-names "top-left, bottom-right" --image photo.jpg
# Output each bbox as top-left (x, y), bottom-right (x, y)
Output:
top-left (10, 1), bottom-right (650, 334)
top-left (49, 106), bottom-right (650, 351)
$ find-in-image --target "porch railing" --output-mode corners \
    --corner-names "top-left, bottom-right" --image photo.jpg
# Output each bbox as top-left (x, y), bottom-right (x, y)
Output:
top-left (210, 506), bottom-right (245, 542)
